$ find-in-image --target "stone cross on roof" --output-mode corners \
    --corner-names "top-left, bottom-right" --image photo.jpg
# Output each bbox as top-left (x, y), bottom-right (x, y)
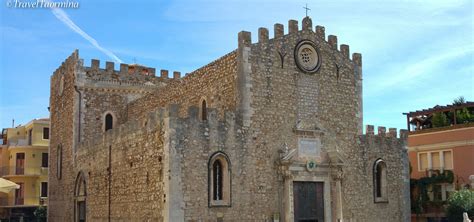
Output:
top-left (303, 4), bottom-right (311, 17)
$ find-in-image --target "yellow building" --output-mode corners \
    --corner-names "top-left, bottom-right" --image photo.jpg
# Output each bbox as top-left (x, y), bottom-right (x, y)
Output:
top-left (0, 118), bottom-right (49, 221)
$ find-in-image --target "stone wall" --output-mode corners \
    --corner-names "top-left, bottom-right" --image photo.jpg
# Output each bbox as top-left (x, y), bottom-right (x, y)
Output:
top-left (126, 51), bottom-right (238, 121)
top-left (171, 106), bottom-right (276, 221)
top-left (73, 108), bottom-right (166, 221)
top-left (344, 126), bottom-right (410, 222)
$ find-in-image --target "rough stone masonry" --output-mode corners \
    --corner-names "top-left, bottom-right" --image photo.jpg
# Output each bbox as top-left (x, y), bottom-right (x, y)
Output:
top-left (48, 17), bottom-right (410, 222)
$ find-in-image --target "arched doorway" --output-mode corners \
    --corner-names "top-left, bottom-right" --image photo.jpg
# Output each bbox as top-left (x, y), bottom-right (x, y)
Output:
top-left (74, 171), bottom-right (87, 222)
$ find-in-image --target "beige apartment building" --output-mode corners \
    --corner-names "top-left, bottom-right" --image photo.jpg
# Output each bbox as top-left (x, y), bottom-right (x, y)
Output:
top-left (0, 118), bottom-right (49, 221)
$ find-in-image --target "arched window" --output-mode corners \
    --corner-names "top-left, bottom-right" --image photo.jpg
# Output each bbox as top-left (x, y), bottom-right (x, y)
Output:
top-left (105, 113), bottom-right (113, 131)
top-left (201, 100), bottom-right (208, 121)
top-left (74, 171), bottom-right (87, 222)
top-left (209, 152), bottom-right (231, 207)
top-left (373, 159), bottom-right (388, 202)
top-left (57, 145), bottom-right (62, 180)
top-left (213, 160), bottom-right (223, 200)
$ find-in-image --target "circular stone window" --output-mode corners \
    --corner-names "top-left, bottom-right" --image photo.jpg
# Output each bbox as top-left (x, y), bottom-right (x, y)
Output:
top-left (294, 40), bottom-right (321, 73)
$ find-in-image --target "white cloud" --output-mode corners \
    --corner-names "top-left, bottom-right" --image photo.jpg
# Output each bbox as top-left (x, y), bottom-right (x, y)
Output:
top-left (49, 7), bottom-right (123, 63)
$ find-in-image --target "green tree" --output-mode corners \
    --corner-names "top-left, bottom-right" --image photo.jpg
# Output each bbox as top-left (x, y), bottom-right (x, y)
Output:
top-left (446, 189), bottom-right (474, 222)
top-left (432, 112), bottom-right (449, 128)
top-left (456, 108), bottom-right (473, 124)
top-left (453, 96), bottom-right (466, 106)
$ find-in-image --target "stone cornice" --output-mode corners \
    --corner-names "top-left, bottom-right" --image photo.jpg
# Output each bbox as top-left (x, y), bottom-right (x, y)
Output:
top-left (408, 139), bottom-right (474, 152)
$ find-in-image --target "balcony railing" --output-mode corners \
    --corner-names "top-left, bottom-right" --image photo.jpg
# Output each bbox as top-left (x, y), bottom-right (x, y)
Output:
top-left (0, 166), bottom-right (48, 177)
top-left (0, 196), bottom-right (47, 206)
top-left (0, 197), bottom-right (7, 206)
top-left (425, 168), bottom-right (446, 177)
top-left (7, 139), bottom-right (29, 146)
top-left (15, 197), bottom-right (24, 205)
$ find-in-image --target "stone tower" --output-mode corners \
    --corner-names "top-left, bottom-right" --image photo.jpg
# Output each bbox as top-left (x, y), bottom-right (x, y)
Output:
top-left (48, 51), bottom-right (168, 220)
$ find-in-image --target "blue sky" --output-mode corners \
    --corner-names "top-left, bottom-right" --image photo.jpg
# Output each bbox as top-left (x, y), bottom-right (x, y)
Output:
top-left (0, 0), bottom-right (473, 131)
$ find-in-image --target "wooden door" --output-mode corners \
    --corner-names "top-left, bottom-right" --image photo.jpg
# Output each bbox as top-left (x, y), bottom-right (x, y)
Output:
top-left (293, 181), bottom-right (324, 222)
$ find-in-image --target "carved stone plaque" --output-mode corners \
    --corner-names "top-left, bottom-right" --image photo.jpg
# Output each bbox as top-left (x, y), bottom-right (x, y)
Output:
top-left (298, 138), bottom-right (321, 157)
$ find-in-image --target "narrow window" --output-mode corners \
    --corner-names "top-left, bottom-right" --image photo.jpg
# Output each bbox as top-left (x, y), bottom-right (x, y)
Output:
top-left (201, 100), bottom-right (208, 121)
top-left (209, 152), bottom-right (231, 207)
top-left (418, 153), bottom-right (428, 171)
top-left (28, 129), bottom-right (33, 145)
top-left (43, 127), bottom-right (49, 140)
top-left (443, 151), bottom-right (453, 169)
top-left (432, 152), bottom-right (441, 170)
top-left (374, 159), bottom-right (387, 202)
top-left (105, 114), bottom-right (113, 131)
top-left (373, 159), bottom-right (388, 203)
top-left (59, 75), bottom-right (65, 95)
top-left (376, 163), bottom-right (383, 197)
top-left (41, 182), bottom-right (48, 197)
top-left (432, 184), bottom-right (442, 201)
top-left (16, 153), bottom-right (25, 175)
top-left (75, 172), bottom-right (87, 222)
top-left (213, 160), bottom-right (223, 200)
top-left (15, 183), bottom-right (24, 205)
top-left (42, 153), bottom-right (48, 168)
top-left (78, 201), bottom-right (86, 222)
top-left (57, 145), bottom-right (62, 179)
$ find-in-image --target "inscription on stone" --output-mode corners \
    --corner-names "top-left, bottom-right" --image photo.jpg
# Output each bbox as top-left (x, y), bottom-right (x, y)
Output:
top-left (298, 138), bottom-right (321, 157)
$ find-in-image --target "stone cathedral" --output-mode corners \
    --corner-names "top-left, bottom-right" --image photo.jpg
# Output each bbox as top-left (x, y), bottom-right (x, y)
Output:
top-left (48, 17), bottom-right (410, 222)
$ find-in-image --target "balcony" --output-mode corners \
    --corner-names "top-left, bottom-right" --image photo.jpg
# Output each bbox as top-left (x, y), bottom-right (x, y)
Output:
top-left (404, 101), bottom-right (474, 134)
top-left (426, 168), bottom-right (444, 177)
top-left (0, 196), bottom-right (47, 207)
top-left (0, 166), bottom-right (48, 177)
top-left (14, 197), bottom-right (23, 205)
top-left (6, 139), bottom-right (29, 147)
top-left (0, 197), bottom-right (7, 206)
top-left (424, 168), bottom-right (455, 178)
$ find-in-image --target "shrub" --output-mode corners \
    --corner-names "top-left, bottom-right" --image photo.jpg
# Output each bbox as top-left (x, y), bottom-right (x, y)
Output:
top-left (456, 108), bottom-right (473, 124)
top-left (432, 112), bottom-right (449, 128)
top-left (34, 206), bottom-right (47, 222)
top-left (446, 189), bottom-right (474, 222)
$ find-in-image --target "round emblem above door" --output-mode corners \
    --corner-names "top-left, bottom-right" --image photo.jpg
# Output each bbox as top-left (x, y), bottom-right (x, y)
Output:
top-left (306, 159), bottom-right (317, 171)
top-left (294, 40), bottom-right (321, 73)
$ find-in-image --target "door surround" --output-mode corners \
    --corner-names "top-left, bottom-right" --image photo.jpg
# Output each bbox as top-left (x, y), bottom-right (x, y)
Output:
top-left (284, 172), bottom-right (332, 222)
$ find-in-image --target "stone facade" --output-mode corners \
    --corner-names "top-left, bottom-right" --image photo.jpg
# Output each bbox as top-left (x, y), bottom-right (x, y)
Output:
top-left (48, 17), bottom-right (410, 222)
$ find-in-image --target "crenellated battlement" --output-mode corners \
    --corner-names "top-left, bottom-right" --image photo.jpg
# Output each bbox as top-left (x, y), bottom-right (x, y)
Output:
top-left (364, 124), bottom-right (408, 139)
top-left (237, 17), bottom-right (362, 66)
top-left (82, 58), bottom-right (184, 81)
top-left (52, 49), bottom-right (79, 77)
top-left (87, 59), bottom-right (156, 76)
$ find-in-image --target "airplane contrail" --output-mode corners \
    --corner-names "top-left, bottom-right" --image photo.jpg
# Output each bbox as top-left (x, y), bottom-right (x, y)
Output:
top-left (50, 7), bottom-right (123, 63)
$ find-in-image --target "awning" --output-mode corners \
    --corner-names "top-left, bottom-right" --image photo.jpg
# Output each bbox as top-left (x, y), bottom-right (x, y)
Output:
top-left (0, 178), bottom-right (20, 193)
